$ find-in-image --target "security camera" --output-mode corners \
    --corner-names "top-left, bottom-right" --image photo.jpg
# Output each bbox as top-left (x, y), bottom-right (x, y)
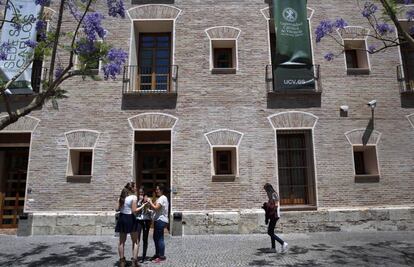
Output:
top-left (367, 100), bottom-right (377, 109)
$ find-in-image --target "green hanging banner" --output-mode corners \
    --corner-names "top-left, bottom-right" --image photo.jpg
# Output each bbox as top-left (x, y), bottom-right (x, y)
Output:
top-left (273, 0), bottom-right (314, 90)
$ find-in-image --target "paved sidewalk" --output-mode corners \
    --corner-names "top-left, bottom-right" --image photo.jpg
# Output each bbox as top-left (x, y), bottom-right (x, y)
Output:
top-left (0, 231), bottom-right (413, 266)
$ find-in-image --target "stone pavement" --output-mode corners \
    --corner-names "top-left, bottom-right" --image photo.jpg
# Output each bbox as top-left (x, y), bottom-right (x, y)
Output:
top-left (0, 231), bottom-right (413, 267)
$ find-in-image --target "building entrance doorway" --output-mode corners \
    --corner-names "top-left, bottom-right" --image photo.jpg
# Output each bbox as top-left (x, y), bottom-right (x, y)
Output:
top-left (135, 131), bottom-right (171, 226)
top-left (0, 133), bottom-right (31, 228)
top-left (277, 130), bottom-right (316, 207)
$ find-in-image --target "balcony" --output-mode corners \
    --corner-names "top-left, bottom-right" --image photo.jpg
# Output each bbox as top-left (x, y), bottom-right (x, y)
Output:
top-left (397, 64), bottom-right (414, 94)
top-left (266, 64), bottom-right (322, 94)
top-left (122, 65), bottom-right (178, 95)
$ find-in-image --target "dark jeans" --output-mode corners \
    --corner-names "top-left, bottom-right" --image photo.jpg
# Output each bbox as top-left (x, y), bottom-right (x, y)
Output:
top-left (267, 218), bottom-right (284, 248)
top-left (137, 219), bottom-right (151, 258)
top-left (153, 220), bottom-right (167, 258)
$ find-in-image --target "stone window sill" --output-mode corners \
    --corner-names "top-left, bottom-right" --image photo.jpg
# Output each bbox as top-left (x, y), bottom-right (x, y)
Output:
top-left (355, 174), bottom-right (380, 183)
top-left (67, 175), bottom-right (92, 183)
top-left (347, 68), bottom-right (370, 75)
top-left (211, 68), bottom-right (237, 74)
top-left (212, 175), bottom-right (236, 182)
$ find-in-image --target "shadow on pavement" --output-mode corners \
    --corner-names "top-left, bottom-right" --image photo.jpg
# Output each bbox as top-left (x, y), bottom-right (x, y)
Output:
top-left (249, 241), bottom-right (414, 267)
top-left (0, 241), bottom-right (113, 267)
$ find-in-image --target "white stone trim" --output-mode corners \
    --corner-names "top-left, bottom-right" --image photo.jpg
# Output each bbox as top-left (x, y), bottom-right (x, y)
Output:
top-left (128, 112), bottom-right (178, 130)
top-left (64, 129), bottom-right (101, 149)
top-left (345, 129), bottom-right (382, 179)
top-left (127, 5), bottom-right (182, 67)
top-left (128, 112), bottom-right (178, 217)
top-left (268, 111), bottom-right (319, 208)
top-left (344, 128), bottom-right (382, 146)
top-left (204, 129), bottom-right (244, 178)
top-left (0, 115), bottom-right (40, 133)
top-left (267, 111), bottom-right (319, 130)
top-left (205, 26), bottom-right (241, 71)
top-left (127, 4), bottom-right (182, 20)
top-left (407, 113), bottom-right (414, 129)
top-left (337, 26), bottom-right (372, 73)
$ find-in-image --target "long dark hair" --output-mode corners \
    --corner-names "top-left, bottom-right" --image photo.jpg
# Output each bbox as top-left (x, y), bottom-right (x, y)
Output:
top-left (118, 182), bottom-right (135, 208)
top-left (264, 183), bottom-right (276, 200)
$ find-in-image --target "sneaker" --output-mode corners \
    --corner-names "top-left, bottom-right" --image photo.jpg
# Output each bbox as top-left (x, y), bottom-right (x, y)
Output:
top-left (152, 258), bottom-right (161, 263)
top-left (282, 242), bottom-right (289, 253)
top-left (150, 255), bottom-right (158, 261)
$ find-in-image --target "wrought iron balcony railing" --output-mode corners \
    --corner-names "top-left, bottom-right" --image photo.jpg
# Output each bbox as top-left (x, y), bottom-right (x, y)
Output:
top-left (122, 65), bottom-right (178, 95)
top-left (397, 64), bottom-right (414, 93)
top-left (266, 64), bottom-right (322, 93)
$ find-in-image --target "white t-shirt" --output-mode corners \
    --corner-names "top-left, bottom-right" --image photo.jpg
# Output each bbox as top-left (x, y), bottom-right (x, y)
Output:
top-left (120, 195), bottom-right (137, 214)
top-left (153, 195), bottom-right (169, 223)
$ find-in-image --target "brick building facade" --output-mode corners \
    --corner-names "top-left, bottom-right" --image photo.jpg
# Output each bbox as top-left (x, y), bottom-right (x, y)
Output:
top-left (1, 0), bottom-right (414, 235)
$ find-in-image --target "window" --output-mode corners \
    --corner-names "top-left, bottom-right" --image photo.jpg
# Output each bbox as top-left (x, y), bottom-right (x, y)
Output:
top-left (78, 151), bottom-right (92, 175)
top-left (215, 150), bottom-right (232, 175)
top-left (210, 40), bottom-right (237, 74)
top-left (74, 39), bottom-right (102, 75)
top-left (277, 130), bottom-right (316, 206)
top-left (138, 33), bottom-right (171, 91)
top-left (399, 22), bottom-right (414, 91)
top-left (212, 147), bottom-right (237, 179)
top-left (214, 48), bottom-right (233, 68)
top-left (344, 39), bottom-right (370, 75)
top-left (67, 149), bottom-right (93, 178)
top-left (130, 20), bottom-right (174, 92)
top-left (353, 146), bottom-right (380, 183)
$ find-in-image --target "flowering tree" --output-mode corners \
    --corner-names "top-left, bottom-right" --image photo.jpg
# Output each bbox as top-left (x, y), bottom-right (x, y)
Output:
top-left (315, 0), bottom-right (414, 61)
top-left (0, 0), bottom-right (127, 130)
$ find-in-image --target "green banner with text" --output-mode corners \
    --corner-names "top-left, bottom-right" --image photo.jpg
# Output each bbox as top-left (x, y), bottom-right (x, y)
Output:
top-left (273, 0), bottom-right (314, 90)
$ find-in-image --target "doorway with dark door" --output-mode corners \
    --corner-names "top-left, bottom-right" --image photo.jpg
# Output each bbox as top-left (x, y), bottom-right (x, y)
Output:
top-left (0, 133), bottom-right (31, 229)
top-left (135, 131), bottom-right (171, 228)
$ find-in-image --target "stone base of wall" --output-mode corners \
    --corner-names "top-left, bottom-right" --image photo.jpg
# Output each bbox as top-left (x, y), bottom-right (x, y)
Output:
top-left (180, 207), bottom-right (414, 235)
top-left (29, 212), bottom-right (116, 235)
top-left (26, 207), bottom-right (414, 235)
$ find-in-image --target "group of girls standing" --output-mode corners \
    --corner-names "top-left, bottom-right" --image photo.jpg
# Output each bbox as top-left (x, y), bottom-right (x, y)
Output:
top-left (115, 182), bottom-right (169, 267)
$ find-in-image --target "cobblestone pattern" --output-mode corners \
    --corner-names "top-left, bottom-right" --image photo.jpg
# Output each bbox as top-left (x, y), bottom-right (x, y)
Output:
top-left (0, 231), bottom-right (414, 266)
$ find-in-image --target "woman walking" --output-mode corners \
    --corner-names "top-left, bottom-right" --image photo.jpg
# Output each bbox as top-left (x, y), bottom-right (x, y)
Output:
top-left (148, 184), bottom-right (169, 263)
top-left (136, 188), bottom-right (152, 263)
top-left (115, 182), bottom-right (140, 267)
top-left (263, 183), bottom-right (288, 253)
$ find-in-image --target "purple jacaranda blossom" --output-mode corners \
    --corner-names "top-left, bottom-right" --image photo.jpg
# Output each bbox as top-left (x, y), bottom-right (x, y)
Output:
top-left (324, 52), bottom-right (335, 61)
top-left (82, 12), bottom-right (106, 41)
top-left (107, 0), bottom-right (125, 18)
top-left (334, 18), bottom-right (348, 29)
top-left (55, 65), bottom-right (64, 79)
top-left (75, 39), bottom-right (98, 56)
top-left (0, 42), bottom-right (12, 61)
top-left (407, 9), bottom-right (414, 21)
top-left (315, 19), bottom-right (348, 43)
top-left (376, 23), bottom-right (394, 35)
top-left (368, 45), bottom-right (376, 53)
top-left (24, 40), bottom-right (37, 48)
top-left (102, 48), bottom-right (127, 80)
top-left (315, 20), bottom-right (334, 43)
top-left (35, 0), bottom-right (49, 6)
top-left (362, 2), bottom-right (378, 18)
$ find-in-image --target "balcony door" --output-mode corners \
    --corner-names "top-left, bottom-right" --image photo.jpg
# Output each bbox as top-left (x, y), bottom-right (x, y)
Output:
top-left (138, 33), bottom-right (172, 91)
top-left (277, 130), bottom-right (316, 207)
